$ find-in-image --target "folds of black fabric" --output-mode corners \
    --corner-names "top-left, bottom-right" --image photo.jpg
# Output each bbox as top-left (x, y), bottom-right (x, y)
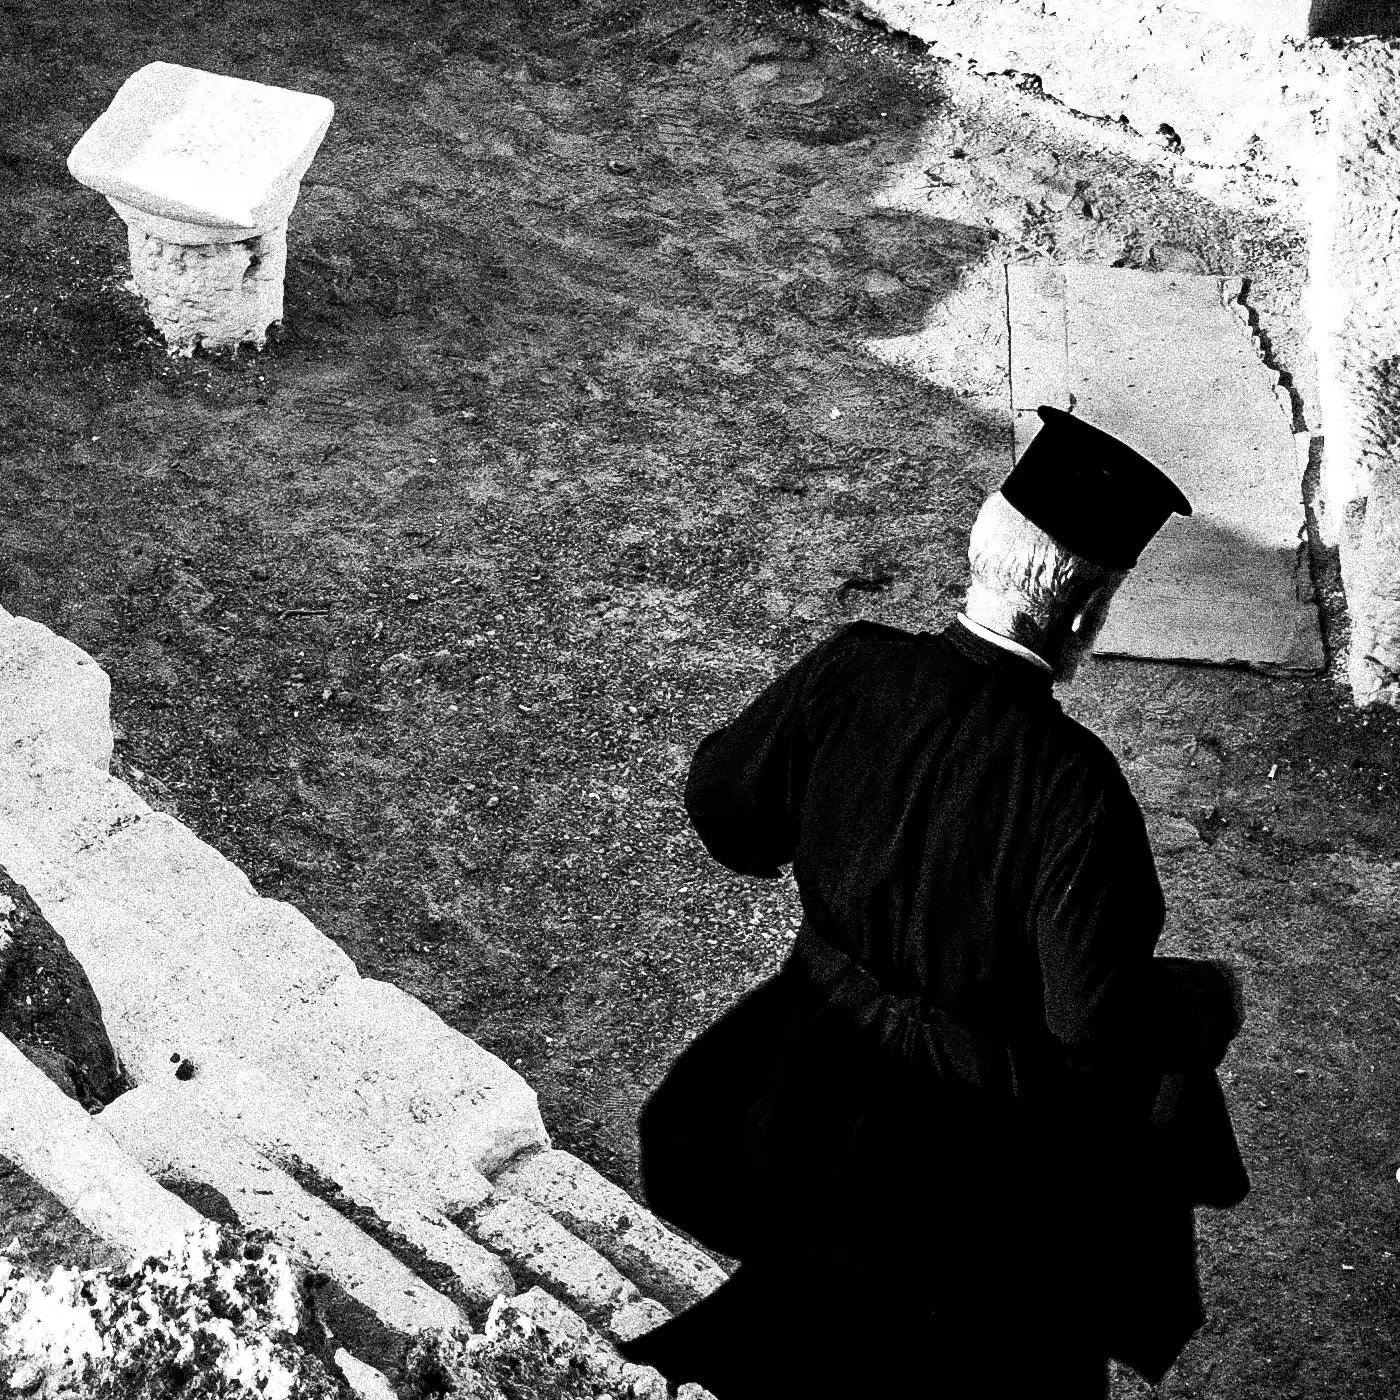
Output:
top-left (617, 1257), bottom-right (1115, 1400)
top-left (630, 622), bottom-right (1249, 1390)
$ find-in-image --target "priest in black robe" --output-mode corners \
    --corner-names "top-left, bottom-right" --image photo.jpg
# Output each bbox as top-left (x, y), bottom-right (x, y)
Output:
top-left (619, 407), bottom-right (1248, 1399)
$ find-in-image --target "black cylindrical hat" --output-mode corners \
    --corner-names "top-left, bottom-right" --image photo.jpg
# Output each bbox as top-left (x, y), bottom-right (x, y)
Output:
top-left (1000, 406), bottom-right (1192, 570)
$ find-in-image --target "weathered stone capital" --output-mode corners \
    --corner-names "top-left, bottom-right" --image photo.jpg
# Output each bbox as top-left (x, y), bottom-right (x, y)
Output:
top-left (68, 62), bottom-right (333, 352)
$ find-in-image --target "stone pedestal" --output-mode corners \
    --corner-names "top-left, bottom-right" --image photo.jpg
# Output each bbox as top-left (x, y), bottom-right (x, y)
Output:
top-left (67, 62), bottom-right (332, 354)
top-left (124, 215), bottom-right (288, 354)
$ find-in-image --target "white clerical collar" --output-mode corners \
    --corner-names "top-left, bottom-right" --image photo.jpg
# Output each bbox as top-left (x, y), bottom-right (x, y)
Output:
top-left (956, 614), bottom-right (1054, 674)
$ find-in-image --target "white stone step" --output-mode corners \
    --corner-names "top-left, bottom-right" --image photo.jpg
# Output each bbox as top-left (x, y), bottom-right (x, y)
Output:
top-left (464, 1193), bottom-right (642, 1334)
top-left (0, 611), bottom-right (112, 771)
top-left (110, 1062), bottom-right (514, 1317)
top-left (0, 792), bottom-right (547, 1180)
top-left (0, 609), bottom-right (705, 1369)
top-left (488, 1288), bottom-right (671, 1400)
top-left (494, 1148), bottom-right (728, 1313)
top-left (0, 1035), bottom-right (201, 1264)
top-left (0, 609), bottom-right (550, 1193)
top-left (98, 1085), bottom-right (464, 1344)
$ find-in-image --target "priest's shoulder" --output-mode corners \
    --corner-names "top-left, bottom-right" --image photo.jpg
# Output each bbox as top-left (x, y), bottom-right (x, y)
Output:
top-left (799, 618), bottom-right (921, 679)
top-left (816, 618), bottom-right (921, 656)
top-left (1041, 706), bottom-right (1140, 811)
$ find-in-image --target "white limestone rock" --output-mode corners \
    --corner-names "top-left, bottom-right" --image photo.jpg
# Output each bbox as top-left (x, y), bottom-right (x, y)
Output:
top-left (0, 1222), bottom-right (336, 1400)
top-left (111, 1062), bottom-right (514, 1316)
top-left (488, 1289), bottom-right (670, 1400)
top-left (405, 1289), bottom-right (683, 1399)
top-left (608, 1296), bottom-right (672, 1343)
top-left (125, 217), bottom-right (288, 355)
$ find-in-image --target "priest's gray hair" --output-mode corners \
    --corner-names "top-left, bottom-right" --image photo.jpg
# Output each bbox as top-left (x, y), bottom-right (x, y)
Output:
top-left (966, 491), bottom-right (1123, 634)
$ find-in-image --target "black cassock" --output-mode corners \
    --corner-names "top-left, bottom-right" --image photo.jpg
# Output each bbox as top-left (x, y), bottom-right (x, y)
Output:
top-left (620, 620), bottom-right (1248, 1397)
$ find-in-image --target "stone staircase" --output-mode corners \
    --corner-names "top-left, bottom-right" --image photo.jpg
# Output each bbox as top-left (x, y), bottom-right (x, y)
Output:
top-left (0, 606), bottom-right (725, 1396)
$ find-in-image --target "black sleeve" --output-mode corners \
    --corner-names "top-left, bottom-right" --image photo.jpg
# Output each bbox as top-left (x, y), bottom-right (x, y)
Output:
top-left (1034, 771), bottom-right (1242, 1074)
top-left (683, 628), bottom-right (854, 879)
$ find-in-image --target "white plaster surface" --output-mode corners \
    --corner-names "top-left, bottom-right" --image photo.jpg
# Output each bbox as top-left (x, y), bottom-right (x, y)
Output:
top-left (1301, 39), bottom-right (1400, 703)
top-left (68, 63), bottom-right (333, 237)
top-left (1007, 264), bottom-right (1323, 670)
top-left (99, 1085), bottom-right (466, 1341)
top-left (0, 1035), bottom-right (202, 1264)
top-left (852, 0), bottom-right (1325, 180)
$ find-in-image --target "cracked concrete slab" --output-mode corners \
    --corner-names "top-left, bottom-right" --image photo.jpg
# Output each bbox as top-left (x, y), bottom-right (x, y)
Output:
top-left (1008, 263), bottom-right (1324, 670)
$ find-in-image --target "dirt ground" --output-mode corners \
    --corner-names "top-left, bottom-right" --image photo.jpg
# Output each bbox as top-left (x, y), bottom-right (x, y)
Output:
top-left (1, 0), bottom-right (1399, 1394)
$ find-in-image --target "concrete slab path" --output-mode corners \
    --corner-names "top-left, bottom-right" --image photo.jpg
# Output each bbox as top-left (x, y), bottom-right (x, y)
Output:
top-left (1008, 263), bottom-right (1324, 670)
